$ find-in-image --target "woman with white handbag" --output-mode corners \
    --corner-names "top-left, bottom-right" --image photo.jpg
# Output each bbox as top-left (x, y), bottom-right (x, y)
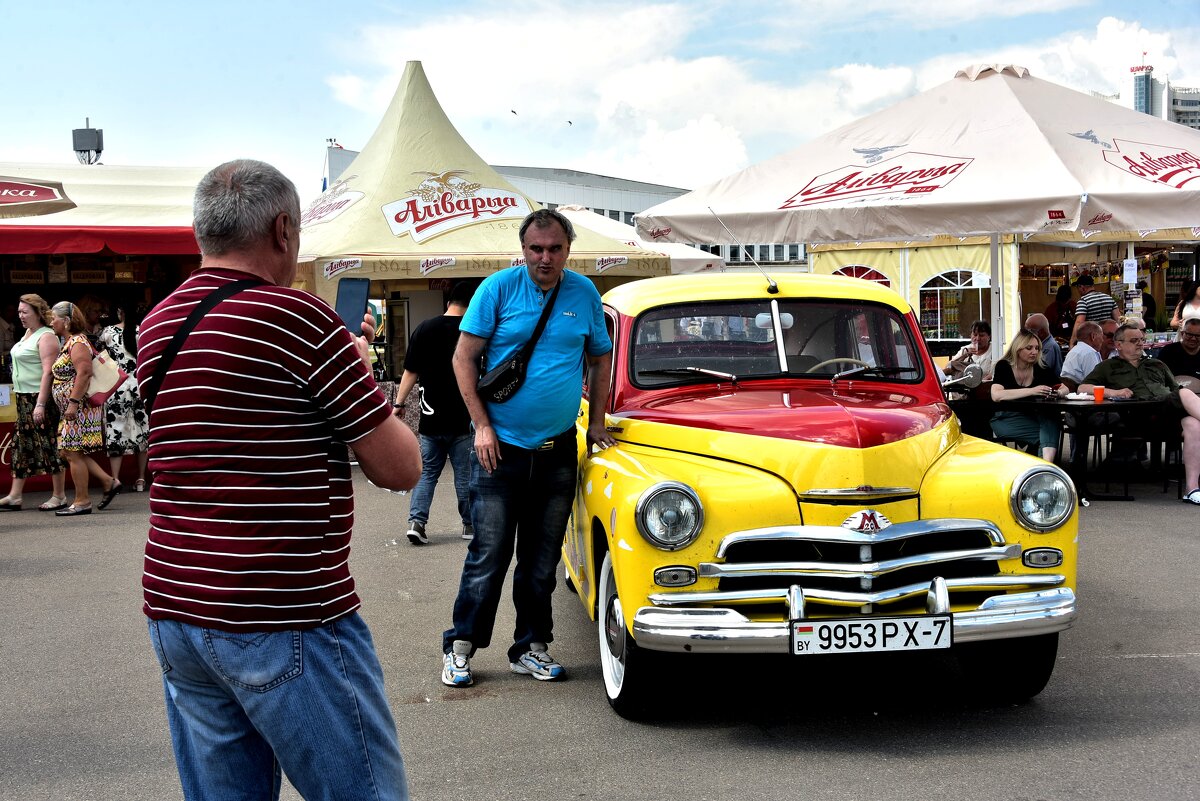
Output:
top-left (49, 302), bottom-right (120, 516)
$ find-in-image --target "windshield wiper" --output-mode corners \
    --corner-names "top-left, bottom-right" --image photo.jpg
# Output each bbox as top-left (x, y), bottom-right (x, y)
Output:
top-left (832, 366), bottom-right (919, 381)
top-left (639, 366), bottom-right (739, 384)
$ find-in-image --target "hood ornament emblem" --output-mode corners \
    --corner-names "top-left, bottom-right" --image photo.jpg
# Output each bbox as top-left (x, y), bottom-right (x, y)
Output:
top-left (842, 510), bottom-right (892, 533)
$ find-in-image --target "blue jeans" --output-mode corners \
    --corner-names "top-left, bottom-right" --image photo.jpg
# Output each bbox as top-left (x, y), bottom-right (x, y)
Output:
top-left (442, 429), bottom-right (576, 662)
top-left (148, 613), bottom-right (408, 801)
top-left (407, 432), bottom-right (473, 526)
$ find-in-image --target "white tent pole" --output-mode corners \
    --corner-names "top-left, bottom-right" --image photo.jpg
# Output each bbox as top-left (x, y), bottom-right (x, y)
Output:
top-left (990, 233), bottom-right (1004, 362)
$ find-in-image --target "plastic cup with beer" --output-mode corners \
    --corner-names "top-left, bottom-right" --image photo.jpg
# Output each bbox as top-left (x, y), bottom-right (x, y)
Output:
top-left (1092, 386), bottom-right (1105, 403)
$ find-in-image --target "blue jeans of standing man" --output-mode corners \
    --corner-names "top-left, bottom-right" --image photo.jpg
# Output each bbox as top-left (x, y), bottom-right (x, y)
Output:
top-left (148, 613), bottom-right (408, 801)
top-left (407, 432), bottom-right (473, 527)
top-left (442, 428), bottom-right (576, 662)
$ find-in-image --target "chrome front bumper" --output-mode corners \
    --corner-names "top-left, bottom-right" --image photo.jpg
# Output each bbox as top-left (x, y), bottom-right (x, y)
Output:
top-left (631, 587), bottom-right (1077, 654)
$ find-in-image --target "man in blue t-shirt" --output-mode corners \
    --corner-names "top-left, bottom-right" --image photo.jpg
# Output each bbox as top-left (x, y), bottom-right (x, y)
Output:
top-left (441, 209), bottom-right (615, 688)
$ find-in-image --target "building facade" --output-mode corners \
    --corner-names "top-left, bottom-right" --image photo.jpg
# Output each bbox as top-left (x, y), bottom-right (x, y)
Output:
top-left (1124, 64), bottom-right (1200, 130)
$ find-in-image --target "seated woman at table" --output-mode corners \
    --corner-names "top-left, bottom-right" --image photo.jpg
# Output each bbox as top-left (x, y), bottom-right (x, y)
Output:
top-left (943, 320), bottom-right (994, 381)
top-left (990, 328), bottom-right (1063, 463)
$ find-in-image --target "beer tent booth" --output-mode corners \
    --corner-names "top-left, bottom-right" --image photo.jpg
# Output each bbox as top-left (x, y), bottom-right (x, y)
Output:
top-left (0, 162), bottom-right (206, 490)
top-left (298, 61), bottom-right (670, 378)
top-left (555, 205), bottom-right (725, 274)
top-left (637, 64), bottom-right (1200, 358)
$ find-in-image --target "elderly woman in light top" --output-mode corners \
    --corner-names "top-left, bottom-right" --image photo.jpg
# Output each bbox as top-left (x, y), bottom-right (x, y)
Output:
top-left (0, 294), bottom-right (67, 511)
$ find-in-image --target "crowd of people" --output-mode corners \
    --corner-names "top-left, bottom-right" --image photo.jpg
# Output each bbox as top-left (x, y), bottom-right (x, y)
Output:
top-left (942, 273), bottom-right (1200, 504)
top-left (2, 294), bottom-right (148, 515)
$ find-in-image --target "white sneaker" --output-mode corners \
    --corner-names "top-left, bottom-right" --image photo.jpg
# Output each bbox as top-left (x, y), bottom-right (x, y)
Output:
top-left (461, 523), bottom-right (474, 540)
top-left (441, 640), bottom-right (473, 687)
top-left (509, 642), bottom-right (565, 681)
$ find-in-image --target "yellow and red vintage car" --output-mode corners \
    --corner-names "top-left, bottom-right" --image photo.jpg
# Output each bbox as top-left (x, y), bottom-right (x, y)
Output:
top-left (565, 273), bottom-right (1077, 718)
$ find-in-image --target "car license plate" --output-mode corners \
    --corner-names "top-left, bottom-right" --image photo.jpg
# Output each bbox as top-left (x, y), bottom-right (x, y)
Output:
top-left (790, 615), bottom-right (951, 655)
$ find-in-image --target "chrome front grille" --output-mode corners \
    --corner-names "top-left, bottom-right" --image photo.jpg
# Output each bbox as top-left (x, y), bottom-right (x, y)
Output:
top-left (648, 518), bottom-right (1065, 613)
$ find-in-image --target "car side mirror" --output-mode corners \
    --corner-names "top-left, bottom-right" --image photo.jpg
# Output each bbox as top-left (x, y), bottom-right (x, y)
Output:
top-left (943, 363), bottom-right (983, 391)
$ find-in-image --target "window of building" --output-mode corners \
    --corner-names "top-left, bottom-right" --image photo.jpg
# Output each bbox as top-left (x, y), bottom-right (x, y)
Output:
top-left (609, 210), bottom-right (621, 221)
top-left (833, 265), bottom-right (892, 288)
top-left (789, 244), bottom-right (800, 261)
top-left (918, 270), bottom-right (989, 340)
top-left (593, 207), bottom-right (605, 217)
top-left (728, 246), bottom-right (741, 262)
top-left (624, 211), bottom-right (635, 225)
top-left (774, 244), bottom-right (785, 261)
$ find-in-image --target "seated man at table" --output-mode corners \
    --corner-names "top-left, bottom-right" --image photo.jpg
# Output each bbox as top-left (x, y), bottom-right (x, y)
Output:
top-left (1079, 323), bottom-right (1200, 504)
top-left (1100, 319), bottom-right (1119, 358)
top-left (1158, 318), bottom-right (1200, 385)
top-left (1059, 322), bottom-right (1104, 391)
top-left (1025, 312), bottom-right (1062, 379)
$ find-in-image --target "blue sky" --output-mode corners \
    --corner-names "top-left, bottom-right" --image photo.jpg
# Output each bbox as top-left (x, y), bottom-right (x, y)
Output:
top-left (3, 1), bottom-right (1197, 205)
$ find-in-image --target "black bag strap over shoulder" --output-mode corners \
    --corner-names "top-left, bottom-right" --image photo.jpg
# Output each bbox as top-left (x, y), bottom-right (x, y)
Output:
top-left (516, 278), bottom-right (561, 363)
top-left (142, 279), bottom-right (262, 412)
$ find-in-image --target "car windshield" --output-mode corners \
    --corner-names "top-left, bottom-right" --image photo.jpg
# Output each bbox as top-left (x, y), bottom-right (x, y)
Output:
top-left (630, 299), bottom-right (923, 387)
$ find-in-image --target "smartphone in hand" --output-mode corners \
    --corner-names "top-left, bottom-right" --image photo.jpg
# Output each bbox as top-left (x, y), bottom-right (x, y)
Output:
top-left (334, 277), bottom-right (371, 336)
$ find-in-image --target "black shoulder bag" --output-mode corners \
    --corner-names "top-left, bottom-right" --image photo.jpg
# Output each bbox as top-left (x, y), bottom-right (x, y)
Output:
top-left (141, 279), bottom-right (262, 413)
top-left (476, 280), bottom-right (561, 404)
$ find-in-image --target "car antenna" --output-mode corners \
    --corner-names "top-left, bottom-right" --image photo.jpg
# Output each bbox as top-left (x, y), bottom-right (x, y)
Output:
top-left (708, 207), bottom-right (778, 294)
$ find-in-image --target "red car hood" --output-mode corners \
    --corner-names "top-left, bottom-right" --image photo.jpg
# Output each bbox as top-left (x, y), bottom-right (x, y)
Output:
top-left (618, 386), bottom-right (951, 449)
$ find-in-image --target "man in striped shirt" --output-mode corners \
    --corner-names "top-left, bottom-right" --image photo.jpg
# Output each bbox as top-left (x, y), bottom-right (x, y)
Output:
top-left (1071, 275), bottom-right (1120, 345)
top-left (138, 160), bottom-right (421, 801)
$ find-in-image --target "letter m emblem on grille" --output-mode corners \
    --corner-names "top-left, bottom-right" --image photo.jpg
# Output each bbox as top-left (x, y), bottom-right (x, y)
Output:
top-left (842, 510), bottom-right (892, 533)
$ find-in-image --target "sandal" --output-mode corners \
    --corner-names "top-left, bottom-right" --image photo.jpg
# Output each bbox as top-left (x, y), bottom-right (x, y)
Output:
top-left (0, 497), bottom-right (22, 511)
top-left (38, 496), bottom-right (67, 512)
top-left (98, 480), bottom-right (122, 511)
top-left (134, 479), bottom-right (146, 493)
top-left (55, 504), bottom-right (93, 516)
top-left (1183, 489), bottom-right (1200, 505)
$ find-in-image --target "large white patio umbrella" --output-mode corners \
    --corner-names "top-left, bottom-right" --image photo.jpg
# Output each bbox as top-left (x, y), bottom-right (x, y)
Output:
top-left (637, 64), bottom-right (1200, 349)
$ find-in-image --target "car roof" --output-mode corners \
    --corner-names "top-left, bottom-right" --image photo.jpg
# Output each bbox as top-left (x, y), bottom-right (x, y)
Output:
top-left (601, 273), bottom-right (914, 317)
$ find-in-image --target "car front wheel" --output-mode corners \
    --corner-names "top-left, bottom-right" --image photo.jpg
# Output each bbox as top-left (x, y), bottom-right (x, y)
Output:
top-left (597, 552), bottom-right (656, 718)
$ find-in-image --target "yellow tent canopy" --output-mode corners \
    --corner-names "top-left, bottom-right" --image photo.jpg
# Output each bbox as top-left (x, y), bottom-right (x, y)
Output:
top-left (299, 61), bottom-right (668, 304)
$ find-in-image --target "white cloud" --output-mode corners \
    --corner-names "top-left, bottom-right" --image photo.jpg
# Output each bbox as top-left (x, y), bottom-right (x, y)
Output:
top-left (325, 7), bottom-right (1198, 195)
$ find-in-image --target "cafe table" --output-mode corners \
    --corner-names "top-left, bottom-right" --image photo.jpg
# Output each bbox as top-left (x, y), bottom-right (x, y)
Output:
top-left (948, 393), bottom-right (1170, 504)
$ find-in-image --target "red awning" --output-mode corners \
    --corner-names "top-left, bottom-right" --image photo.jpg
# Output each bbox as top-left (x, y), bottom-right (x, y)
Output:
top-left (0, 225), bottom-right (198, 255)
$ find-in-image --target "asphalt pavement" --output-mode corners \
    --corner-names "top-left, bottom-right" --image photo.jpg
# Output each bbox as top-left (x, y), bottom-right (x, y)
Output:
top-left (1, 467), bottom-right (1197, 801)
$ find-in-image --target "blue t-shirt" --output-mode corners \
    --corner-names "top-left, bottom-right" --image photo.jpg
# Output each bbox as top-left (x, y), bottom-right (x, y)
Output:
top-left (461, 266), bottom-right (611, 449)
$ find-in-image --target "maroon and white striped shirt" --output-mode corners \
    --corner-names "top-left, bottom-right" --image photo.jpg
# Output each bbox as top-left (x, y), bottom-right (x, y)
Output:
top-left (137, 268), bottom-right (390, 631)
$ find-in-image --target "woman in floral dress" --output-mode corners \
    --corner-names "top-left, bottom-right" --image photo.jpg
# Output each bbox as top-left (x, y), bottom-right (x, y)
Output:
top-left (98, 302), bottom-right (148, 491)
top-left (49, 301), bottom-right (120, 516)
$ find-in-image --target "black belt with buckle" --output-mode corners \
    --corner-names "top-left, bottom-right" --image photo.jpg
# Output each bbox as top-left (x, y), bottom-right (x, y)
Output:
top-left (537, 428), bottom-right (575, 451)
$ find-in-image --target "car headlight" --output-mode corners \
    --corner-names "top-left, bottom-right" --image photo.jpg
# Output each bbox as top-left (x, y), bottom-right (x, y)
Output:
top-left (635, 482), bottom-right (704, 550)
top-left (1010, 467), bottom-right (1075, 532)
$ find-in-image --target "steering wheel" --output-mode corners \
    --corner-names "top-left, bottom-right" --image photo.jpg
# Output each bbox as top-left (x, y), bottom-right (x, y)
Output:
top-left (807, 357), bottom-right (871, 372)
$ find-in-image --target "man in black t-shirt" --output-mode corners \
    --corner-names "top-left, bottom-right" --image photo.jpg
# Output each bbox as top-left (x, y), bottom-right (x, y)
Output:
top-left (1159, 318), bottom-right (1200, 383)
top-left (395, 282), bottom-right (476, 544)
